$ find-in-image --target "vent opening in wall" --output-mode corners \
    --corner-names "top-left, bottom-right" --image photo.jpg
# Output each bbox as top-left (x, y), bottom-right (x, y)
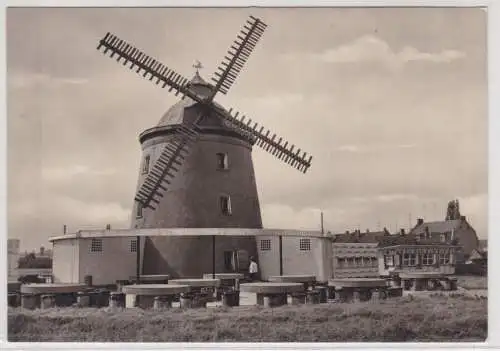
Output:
top-left (260, 239), bottom-right (271, 251)
top-left (299, 238), bottom-right (311, 251)
top-left (130, 239), bottom-right (138, 253)
top-left (220, 195), bottom-right (232, 216)
top-left (142, 155), bottom-right (150, 174)
top-left (216, 153), bottom-right (229, 170)
top-left (90, 238), bottom-right (103, 253)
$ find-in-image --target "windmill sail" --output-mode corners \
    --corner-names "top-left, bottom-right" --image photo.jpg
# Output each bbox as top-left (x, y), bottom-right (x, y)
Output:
top-left (97, 32), bottom-right (202, 102)
top-left (210, 15), bottom-right (267, 98)
top-left (135, 124), bottom-right (200, 210)
top-left (216, 106), bottom-right (313, 173)
top-left (97, 14), bottom-right (313, 213)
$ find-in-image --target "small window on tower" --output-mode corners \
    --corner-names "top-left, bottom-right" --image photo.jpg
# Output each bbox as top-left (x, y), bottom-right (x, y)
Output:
top-left (142, 155), bottom-right (150, 174)
top-left (130, 239), bottom-right (138, 253)
top-left (260, 239), bottom-right (271, 251)
top-left (216, 153), bottom-right (229, 170)
top-left (90, 239), bottom-right (103, 253)
top-left (136, 203), bottom-right (143, 218)
top-left (220, 195), bottom-right (232, 216)
top-left (299, 238), bottom-right (311, 251)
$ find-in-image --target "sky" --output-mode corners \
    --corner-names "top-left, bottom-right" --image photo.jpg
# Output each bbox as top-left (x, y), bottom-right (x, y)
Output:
top-left (6, 7), bottom-right (488, 251)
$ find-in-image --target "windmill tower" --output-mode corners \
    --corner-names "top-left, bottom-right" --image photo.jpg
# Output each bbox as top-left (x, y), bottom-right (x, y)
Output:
top-left (97, 15), bottom-right (313, 277)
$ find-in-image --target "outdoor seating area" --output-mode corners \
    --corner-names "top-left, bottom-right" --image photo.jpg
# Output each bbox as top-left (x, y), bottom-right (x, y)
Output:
top-left (395, 272), bottom-right (458, 291)
top-left (328, 278), bottom-right (396, 302)
top-left (8, 272), bottom-right (461, 311)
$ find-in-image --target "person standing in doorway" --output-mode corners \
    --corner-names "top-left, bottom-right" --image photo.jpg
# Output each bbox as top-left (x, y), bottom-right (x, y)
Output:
top-left (249, 256), bottom-right (258, 281)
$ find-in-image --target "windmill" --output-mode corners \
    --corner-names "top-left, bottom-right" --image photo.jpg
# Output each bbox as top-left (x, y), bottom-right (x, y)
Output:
top-left (96, 15), bottom-right (314, 277)
top-left (97, 15), bottom-right (313, 214)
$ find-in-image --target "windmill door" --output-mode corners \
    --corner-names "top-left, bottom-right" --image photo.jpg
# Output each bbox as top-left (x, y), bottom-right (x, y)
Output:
top-left (223, 249), bottom-right (250, 272)
top-left (236, 250), bottom-right (249, 273)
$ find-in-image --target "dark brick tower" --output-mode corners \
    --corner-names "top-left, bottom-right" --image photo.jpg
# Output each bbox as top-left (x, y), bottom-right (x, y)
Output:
top-left (131, 74), bottom-right (262, 277)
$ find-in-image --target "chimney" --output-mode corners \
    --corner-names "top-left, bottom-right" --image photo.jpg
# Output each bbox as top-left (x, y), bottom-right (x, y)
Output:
top-left (400, 228), bottom-right (405, 236)
top-left (63, 225), bottom-right (67, 234)
top-left (460, 215), bottom-right (466, 221)
top-left (383, 227), bottom-right (390, 236)
top-left (417, 218), bottom-right (424, 226)
top-left (40, 246), bottom-right (45, 256)
top-left (345, 230), bottom-right (350, 235)
top-left (425, 226), bottom-right (430, 239)
top-left (366, 229), bottom-right (370, 233)
top-left (106, 224), bottom-right (111, 230)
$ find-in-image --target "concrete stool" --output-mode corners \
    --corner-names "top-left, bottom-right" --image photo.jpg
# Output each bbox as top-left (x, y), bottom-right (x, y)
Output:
top-left (315, 286), bottom-right (328, 303)
top-left (180, 293), bottom-right (194, 308)
top-left (389, 278), bottom-right (402, 288)
top-left (326, 287), bottom-right (336, 301)
top-left (263, 293), bottom-right (287, 308)
top-left (21, 293), bottom-right (39, 310)
top-left (306, 290), bottom-right (321, 305)
top-left (388, 287), bottom-right (403, 297)
top-left (94, 290), bottom-right (110, 307)
top-left (427, 279), bottom-right (438, 291)
top-left (352, 290), bottom-right (362, 303)
top-left (371, 289), bottom-right (387, 301)
top-left (355, 289), bottom-right (372, 302)
top-left (8, 293), bottom-right (20, 308)
top-left (137, 295), bottom-right (155, 309)
top-left (411, 279), bottom-right (426, 291)
top-left (222, 290), bottom-right (240, 307)
top-left (109, 292), bottom-right (125, 308)
top-left (193, 292), bottom-right (209, 308)
top-left (41, 294), bottom-right (56, 309)
top-left (153, 296), bottom-right (172, 310)
top-left (77, 292), bottom-right (90, 307)
top-left (402, 279), bottom-right (412, 290)
top-left (290, 292), bottom-right (307, 305)
top-left (449, 279), bottom-right (458, 291)
top-left (334, 288), bottom-right (350, 303)
top-left (440, 279), bottom-right (452, 291)
top-left (122, 284), bottom-right (189, 309)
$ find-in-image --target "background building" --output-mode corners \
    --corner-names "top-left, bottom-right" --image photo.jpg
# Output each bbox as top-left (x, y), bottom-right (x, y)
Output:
top-left (7, 238), bottom-right (20, 281)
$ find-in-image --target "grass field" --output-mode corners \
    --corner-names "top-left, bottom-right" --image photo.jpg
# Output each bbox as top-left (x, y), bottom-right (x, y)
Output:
top-left (456, 275), bottom-right (488, 290)
top-left (8, 293), bottom-right (487, 342)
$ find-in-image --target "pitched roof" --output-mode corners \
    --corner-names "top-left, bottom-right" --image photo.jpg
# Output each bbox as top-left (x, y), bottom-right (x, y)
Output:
top-left (331, 230), bottom-right (453, 247)
top-left (411, 219), bottom-right (464, 235)
top-left (332, 231), bottom-right (388, 243)
top-left (377, 233), bottom-right (450, 248)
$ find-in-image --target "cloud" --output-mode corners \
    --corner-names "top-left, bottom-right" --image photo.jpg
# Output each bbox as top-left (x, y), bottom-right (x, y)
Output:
top-left (6, 8), bottom-right (487, 250)
top-left (337, 145), bottom-right (359, 153)
top-left (335, 143), bottom-right (418, 153)
top-left (42, 165), bottom-right (116, 182)
top-left (49, 196), bottom-right (130, 224)
top-left (375, 193), bottom-right (420, 203)
top-left (305, 35), bottom-right (466, 69)
top-left (9, 72), bottom-right (89, 89)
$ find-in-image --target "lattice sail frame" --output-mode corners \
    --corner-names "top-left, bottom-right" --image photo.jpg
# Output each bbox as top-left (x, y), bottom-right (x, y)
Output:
top-left (97, 15), bottom-right (313, 211)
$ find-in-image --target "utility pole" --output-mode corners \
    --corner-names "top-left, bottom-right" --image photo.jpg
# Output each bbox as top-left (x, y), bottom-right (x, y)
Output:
top-left (320, 211), bottom-right (324, 235)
